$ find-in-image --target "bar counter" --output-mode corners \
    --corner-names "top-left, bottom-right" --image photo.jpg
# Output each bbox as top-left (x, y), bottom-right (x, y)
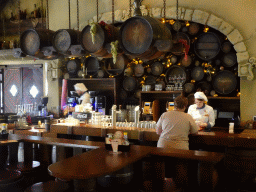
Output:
top-left (9, 124), bottom-right (256, 149)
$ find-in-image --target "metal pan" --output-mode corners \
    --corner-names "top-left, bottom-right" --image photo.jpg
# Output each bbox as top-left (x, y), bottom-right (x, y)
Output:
top-left (212, 70), bottom-right (237, 95)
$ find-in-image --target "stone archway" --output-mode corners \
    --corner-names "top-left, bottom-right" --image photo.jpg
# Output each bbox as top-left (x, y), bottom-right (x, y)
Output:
top-left (85, 5), bottom-right (254, 80)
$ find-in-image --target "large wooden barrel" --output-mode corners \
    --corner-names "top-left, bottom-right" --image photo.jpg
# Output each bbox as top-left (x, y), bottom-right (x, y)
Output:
top-left (52, 29), bottom-right (81, 55)
top-left (119, 16), bottom-right (172, 61)
top-left (20, 29), bottom-right (55, 59)
top-left (194, 32), bottom-right (221, 61)
top-left (212, 70), bottom-right (237, 95)
top-left (81, 23), bottom-right (119, 58)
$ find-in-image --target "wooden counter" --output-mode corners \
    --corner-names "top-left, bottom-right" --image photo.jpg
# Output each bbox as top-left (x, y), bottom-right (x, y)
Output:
top-left (48, 145), bottom-right (152, 181)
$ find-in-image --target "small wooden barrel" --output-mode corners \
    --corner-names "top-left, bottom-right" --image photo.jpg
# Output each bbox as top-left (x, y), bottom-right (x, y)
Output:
top-left (83, 56), bottom-right (101, 77)
top-left (52, 29), bottom-right (81, 54)
top-left (66, 59), bottom-right (81, 78)
top-left (191, 66), bottom-right (205, 81)
top-left (81, 23), bottom-right (119, 58)
top-left (221, 41), bottom-right (233, 53)
top-left (188, 22), bottom-right (200, 35)
top-left (103, 55), bottom-right (128, 77)
top-left (20, 29), bottom-right (55, 58)
top-left (184, 83), bottom-right (195, 94)
top-left (212, 70), bottom-right (237, 95)
top-left (165, 65), bottom-right (187, 85)
top-left (151, 61), bottom-right (164, 76)
top-left (119, 16), bottom-right (172, 61)
top-left (134, 64), bottom-right (145, 77)
top-left (180, 55), bottom-right (192, 68)
top-left (123, 76), bottom-right (138, 92)
top-left (222, 52), bottom-right (237, 67)
top-left (171, 32), bottom-right (190, 56)
top-left (194, 32), bottom-right (221, 61)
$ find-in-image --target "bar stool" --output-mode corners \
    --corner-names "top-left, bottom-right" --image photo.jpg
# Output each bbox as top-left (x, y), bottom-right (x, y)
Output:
top-left (7, 142), bottom-right (42, 187)
top-left (0, 141), bottom-right (24, 192)
top-left (24, 180), bottom-right (71, 192)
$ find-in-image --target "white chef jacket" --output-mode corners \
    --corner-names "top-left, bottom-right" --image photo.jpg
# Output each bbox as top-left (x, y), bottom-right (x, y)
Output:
top-left (187, 104), bottom-right (215, 129)
top-left (78, 92), bottom-right (90, 105)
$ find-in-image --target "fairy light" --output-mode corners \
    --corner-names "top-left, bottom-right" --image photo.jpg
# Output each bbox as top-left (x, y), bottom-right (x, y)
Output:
top-left (203, 25), bottom-right (209, 33)
top-left (169, 19), bottom-right (175, 25)
top-left (185, 21), bottom-right (190, 27)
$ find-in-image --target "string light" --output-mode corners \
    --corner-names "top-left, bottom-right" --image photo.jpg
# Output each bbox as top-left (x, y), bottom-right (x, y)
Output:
top-left (203, 25), bottom-right (209, 33)
top-left (185, 21), bottom-right (190, 27)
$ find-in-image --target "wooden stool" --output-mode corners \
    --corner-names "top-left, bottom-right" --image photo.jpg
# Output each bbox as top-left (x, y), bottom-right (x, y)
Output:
top-left (0, 169), bottom-right (24, 192)
top-left (24, 180), bottom-right (71, 192)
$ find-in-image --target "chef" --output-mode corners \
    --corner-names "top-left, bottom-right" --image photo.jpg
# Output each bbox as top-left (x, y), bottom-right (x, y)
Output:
top-left (64, 83), bottom-right (90, 116)
top-left (187, 91), bottom-right (215, 131)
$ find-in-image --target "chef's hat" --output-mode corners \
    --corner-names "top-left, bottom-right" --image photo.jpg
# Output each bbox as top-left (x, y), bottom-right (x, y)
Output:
top-left (194, 91), bottom-right (208, 102)
top-left (74, 83), bottom-right (88, 92)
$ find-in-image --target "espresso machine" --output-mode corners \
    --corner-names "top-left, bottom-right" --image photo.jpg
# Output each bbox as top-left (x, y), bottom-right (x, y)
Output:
top-left (88, 91), bottom-right (106, 115)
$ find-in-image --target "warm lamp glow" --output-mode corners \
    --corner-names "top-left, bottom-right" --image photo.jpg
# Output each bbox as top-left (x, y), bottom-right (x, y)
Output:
top-left (185, 21), bottom-right (190, 27)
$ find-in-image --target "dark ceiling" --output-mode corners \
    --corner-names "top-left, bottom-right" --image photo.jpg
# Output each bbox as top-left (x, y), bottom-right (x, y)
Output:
top-left (0, 0), bottom-right (9, 12)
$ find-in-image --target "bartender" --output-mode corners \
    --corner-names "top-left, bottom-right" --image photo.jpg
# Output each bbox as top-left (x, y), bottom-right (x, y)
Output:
top-left (187, 91), bottom-right (215, 131)
top-left (64, 83), bottom-right (90, 116)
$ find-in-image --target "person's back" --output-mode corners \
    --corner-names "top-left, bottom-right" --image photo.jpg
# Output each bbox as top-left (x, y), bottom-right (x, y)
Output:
top-left (156, 95), bottom-right (198, 150)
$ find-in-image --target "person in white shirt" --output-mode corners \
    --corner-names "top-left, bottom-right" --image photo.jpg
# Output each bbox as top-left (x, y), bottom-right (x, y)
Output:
top-left (187, 91), bottom-right (215, 132)
top-left (156, 95), bottom-right (199, 150)
top-left (64, 83), bottom-right (90, 116)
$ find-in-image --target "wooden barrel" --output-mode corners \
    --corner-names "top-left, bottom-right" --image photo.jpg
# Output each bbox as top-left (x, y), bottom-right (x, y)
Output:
top-left (191, 66), bottom-right (205, 81)
top-left (164, 65), bottom-right (187, 85)
top-left (196, 81), bottom-right (211, 96)
top-left (171, 32), bottom-right (190, 55)
top-left (151, 61), bottom-right (164, 76)
top-left (188, 22), bottom-right (200, 35)
top-left (66, 59), bottom-right (81, 78)
top-left (134, 64), bottom-right (145, 77)
top-left (20, 29), bottom-right (55, 58)
top-left (184, 83), bottom-right (195, 94)
top-left (180, 55), bottom-right (192, 67)
top-left (221, 41), bottom-right (233, 53)
top-left (145, 76), bottom-right (156, 90)
top-left (83, 56), bottom-right (101, 77)
top-left (212, 70), bottom-right (237, 95)
top-left (52, 29), bottom-right (81, 55)
top-left (123, 77), bottom-right (137, 92)
top-left (119, 16), bottom-right (172, 61)
top-left (81, 23), bottom-right (119, 58)
top-left (222, 52), bottom-right (237, 67)
top-left (194, 32), bottom-right (221, 61)
top-left (103, 55), bottom-right (128, 77)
